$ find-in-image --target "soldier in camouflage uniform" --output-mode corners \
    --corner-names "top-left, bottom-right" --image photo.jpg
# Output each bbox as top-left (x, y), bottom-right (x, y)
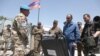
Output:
top-left (12, 5), bottom-right (30, 55)
top-left (12, 13), bottom-right (28, 56)
top-left (32, 22), bottom-right (44, 56)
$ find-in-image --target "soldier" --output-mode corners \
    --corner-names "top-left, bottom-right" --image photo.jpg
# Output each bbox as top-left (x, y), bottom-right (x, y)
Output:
top-left (1, 24), bottom-right (14, 54)
top-left (13, 5), bottom-right (30, 47)
top-left (12, 5), bottom-right (30, 55)
top-left (32, 22), bottom-right (44, 56)
top-left (49, 20), bottom-right (62, 38)
top-left (12, 13), bottom-right (27, 56)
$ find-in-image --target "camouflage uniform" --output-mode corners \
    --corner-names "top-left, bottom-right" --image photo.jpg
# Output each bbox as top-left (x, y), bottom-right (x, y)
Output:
top-left (13, 13), bottom-right (29, 56)
top-left (11, 29), bottom-right (26, 56)
top-left (13, 13), bottom-right (28, 46)
top-left (14, 42), bottom-right (25, 56)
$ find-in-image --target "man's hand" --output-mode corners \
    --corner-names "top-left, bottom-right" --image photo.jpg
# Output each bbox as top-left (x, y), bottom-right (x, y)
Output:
top-left (93, 31), bottom-right (100, 38)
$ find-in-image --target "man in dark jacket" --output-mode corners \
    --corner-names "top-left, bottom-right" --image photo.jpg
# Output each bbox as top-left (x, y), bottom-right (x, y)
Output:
top-left (81, 14), bottom-right (95, 56)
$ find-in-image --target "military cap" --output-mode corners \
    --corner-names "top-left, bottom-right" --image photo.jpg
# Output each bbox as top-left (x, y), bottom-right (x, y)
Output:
top-left (20, 5), bottom-right (30, 10)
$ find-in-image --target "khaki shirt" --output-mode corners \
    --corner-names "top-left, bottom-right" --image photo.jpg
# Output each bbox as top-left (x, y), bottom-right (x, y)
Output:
top-left (49, 27), bottom-right (62, 37)
top-left (32, 27), bottom-right (44, 40)
top-left (13, 15), bottom-right (29, 46)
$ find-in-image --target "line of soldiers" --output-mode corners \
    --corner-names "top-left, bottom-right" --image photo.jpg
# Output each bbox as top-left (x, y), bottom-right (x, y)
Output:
top-left (0, 20), bottom-right (61, 56)
top-left (0, 17), bottom-right (63, 56)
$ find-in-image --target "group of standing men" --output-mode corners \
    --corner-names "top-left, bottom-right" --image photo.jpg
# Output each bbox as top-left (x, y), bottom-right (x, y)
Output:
top-left (0, 4), bottom-right (100, 56)
top-left (63, 14), bottom-right (100, 56)
top-left (31, 13), bottom-right (100, 56)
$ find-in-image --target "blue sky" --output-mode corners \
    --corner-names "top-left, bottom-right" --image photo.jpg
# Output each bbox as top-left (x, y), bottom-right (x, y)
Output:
top-left (0, 0), bottom-right (100, 29)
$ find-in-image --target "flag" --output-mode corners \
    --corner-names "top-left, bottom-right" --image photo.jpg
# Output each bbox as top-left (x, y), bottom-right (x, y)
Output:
top-left (28, 0), bottom-right (40, 9)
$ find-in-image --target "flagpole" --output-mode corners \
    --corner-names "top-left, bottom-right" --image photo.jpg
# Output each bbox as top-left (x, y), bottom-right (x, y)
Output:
top-left (37, 8), bottom-right (40, 23)
top-left (37, 0), bottom-right (41, 23)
